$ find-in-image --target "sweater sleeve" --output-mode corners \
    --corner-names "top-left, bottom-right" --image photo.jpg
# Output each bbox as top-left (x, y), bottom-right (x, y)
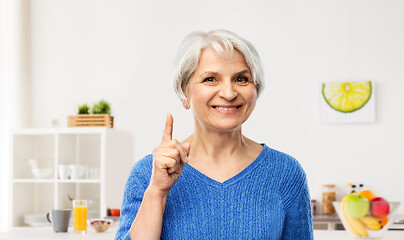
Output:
top-left (280, 158), bottom-right (314, 240)
top-left (114, 156), bottom-right (152, 240)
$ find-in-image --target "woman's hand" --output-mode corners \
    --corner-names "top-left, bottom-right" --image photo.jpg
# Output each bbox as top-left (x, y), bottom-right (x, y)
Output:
top-left (129, 114), bottom-right (189, 239)
top-left (149, 113), bottom-right (191, 196)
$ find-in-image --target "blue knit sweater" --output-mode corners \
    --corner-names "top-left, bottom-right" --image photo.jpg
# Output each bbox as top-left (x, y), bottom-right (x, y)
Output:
top-left (115, 144), bottom-right (313, 239)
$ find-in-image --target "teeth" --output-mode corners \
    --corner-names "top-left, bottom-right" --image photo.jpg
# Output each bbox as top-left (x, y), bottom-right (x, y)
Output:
top-left (214, 106), bottom-right (238, 111)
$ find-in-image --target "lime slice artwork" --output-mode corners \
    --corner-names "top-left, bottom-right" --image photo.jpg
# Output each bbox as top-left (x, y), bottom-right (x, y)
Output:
top-left (322, 81), bottom-right (372, 113)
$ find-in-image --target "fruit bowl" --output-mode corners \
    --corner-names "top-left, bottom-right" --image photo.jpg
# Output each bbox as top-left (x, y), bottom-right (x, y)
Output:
top-left (333, 200), bottom-right (400, 238)
top-left (88, 219), bottom-right (113, 233)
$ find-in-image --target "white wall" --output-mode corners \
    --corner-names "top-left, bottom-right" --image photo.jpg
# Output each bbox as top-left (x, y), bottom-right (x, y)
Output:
top-left (27, 0), bottom-right (404, 213)
top-left (1, 0), bottom-right (31, 230)
top-left (0, 0), bottom-right (5, 229)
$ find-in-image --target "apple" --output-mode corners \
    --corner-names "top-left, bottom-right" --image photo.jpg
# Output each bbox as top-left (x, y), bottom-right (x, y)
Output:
top-left (370, 197), bottom-right (390, 218)
top-left (345, 194), bottom-right (370, 218)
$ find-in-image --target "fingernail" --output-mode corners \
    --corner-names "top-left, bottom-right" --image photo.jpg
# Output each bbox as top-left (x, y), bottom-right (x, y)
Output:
top-left (185, 156), bottom-right (189, 163)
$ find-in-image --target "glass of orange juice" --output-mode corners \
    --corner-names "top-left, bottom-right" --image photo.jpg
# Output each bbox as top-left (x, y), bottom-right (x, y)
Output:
top-left (73, 200), bottom-right (88, 234)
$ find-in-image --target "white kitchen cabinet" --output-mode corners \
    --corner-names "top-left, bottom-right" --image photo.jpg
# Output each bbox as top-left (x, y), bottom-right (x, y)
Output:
top-left (9, 128), bottom-right (133, 227)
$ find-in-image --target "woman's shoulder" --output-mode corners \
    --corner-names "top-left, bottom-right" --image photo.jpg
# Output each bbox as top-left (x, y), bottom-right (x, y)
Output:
top-left (262, 144), bottom-right (300, 164)
top-left (132, 154), bottom-right (153, 170)
top-left (261, 144), bottom-right (305, 176)
top-left (127, 154), bottom-right (153, 185)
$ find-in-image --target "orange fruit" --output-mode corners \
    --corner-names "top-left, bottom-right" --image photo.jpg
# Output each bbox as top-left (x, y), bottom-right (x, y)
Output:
top-left (358, 190), bottom-right (377, 201)
top-left (380, 216), bottom-right (389, 227)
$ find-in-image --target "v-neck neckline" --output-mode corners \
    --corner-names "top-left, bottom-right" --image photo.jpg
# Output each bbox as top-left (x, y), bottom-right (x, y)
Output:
top-left (183, 144), bottom-right (269, 188)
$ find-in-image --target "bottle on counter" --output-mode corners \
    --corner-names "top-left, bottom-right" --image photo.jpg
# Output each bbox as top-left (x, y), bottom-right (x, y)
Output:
top-left (311, 199), bottom-right (317, 216)
top-left (351, 184), bottom-right (357, 193)
top-left (358, 183), bottom-right (364, 193)
top-left (322, 184), bottom-right (336, 215)
top-left (347, 182), bottom-right (357, 193)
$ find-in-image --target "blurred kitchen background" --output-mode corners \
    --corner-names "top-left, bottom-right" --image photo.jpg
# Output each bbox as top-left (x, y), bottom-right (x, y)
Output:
top-left (1, 0), bottom-right (404, 231)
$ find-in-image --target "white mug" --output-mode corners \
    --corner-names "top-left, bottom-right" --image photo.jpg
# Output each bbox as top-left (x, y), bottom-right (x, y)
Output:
top-left (58, 165), bottom-right (71, 180)
top-left (69, 165), bottom-right (84, 180)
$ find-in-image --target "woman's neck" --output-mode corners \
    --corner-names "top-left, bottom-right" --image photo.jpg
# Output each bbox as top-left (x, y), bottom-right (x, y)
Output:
top-left (184, 122), bottom-right (250, 163)
top-left (183, 120), bottom-right (263, 183)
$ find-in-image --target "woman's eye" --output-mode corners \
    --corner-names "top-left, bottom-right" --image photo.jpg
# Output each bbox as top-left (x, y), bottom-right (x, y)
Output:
top-left (203, 77), bottom-right (216, 83)
top-left (235, 76), bottom-right (249, 83)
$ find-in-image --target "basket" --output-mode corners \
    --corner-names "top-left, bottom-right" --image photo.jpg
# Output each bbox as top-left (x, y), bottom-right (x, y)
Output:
top-left (67, 114), bottom-right (114, 128)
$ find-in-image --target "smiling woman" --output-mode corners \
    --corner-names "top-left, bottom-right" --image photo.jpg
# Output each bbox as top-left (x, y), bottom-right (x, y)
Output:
top-left (114, 30), bottom-right (313, 240)
top-left (185, 48), bottom-right (258, 133)
top-left (173, 30), bottom-right (265, 100)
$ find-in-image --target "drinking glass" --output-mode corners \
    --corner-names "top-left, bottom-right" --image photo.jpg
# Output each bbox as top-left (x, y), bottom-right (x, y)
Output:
top-left (73, 200), bottom-right (87, 234)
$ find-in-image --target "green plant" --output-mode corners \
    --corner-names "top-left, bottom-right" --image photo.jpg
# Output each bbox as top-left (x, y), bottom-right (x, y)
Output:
top-left (78, 104), bottom-right (90, 114)
top-left (92, 99), bottom-right (111, 115)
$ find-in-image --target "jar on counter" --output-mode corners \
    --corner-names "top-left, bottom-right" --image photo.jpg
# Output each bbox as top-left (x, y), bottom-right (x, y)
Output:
top-left (322, 184), bottom-right (336, 215)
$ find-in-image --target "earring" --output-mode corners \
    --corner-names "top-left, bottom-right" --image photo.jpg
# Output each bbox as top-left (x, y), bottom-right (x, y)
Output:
top-left (183, 99), bottom-right (190, 109)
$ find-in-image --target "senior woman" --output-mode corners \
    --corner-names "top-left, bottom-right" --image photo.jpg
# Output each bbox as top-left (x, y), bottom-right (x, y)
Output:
top-left (115, 30), bottom-right (313, 239)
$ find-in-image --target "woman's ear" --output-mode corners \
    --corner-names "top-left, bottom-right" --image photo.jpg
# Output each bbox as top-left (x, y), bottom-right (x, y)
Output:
top-left (181, 99), bottom-right (190, 110)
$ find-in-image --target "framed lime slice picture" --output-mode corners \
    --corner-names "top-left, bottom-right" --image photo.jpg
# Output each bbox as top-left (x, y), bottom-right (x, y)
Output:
top-left (320, 81), bottom-right (375, 123)
top-left (322, 81), bottom-right (372, 113)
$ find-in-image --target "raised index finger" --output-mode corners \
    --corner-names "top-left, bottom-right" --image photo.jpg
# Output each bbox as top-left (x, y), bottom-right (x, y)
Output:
top-left (162, 113), bottom-right (173, 143)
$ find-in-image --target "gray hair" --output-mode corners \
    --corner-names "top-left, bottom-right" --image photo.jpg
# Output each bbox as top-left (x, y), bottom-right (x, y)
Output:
top-left (172, 30), bottom-right (265, 100)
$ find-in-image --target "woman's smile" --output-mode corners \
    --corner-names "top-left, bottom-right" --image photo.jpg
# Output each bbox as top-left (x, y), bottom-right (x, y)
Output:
top-left (211, 105), bottom-right (242, 114)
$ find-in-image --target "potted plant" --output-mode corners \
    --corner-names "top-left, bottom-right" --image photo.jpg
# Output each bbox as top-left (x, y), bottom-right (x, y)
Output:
top-left (78, 104), bottom-right (90, 114)
top-left (91, 100), bottom-right (111, 115)
top-left (68, 100), bottom-right (114, 128)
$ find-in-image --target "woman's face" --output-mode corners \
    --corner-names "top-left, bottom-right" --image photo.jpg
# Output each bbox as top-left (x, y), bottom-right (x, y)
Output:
top-left (185, 47), bottom-right (258, 132)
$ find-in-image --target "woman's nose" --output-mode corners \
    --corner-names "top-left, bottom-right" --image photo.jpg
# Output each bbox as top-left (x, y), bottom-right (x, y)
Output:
top-left (218, 82), bottom-right (238, 101)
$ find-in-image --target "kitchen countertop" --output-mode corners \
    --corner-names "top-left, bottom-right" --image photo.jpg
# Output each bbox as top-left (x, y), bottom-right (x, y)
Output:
top-left (1, 228), bottom-right (404, 239)
top-left (0, 227), bottom-right (116, 240)
top-left (314, 230), bottom-right (404, 239)
top-left (313, 214), bottom-right (341, 222)
top-left (313, 214), bottom-right (404, 231)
